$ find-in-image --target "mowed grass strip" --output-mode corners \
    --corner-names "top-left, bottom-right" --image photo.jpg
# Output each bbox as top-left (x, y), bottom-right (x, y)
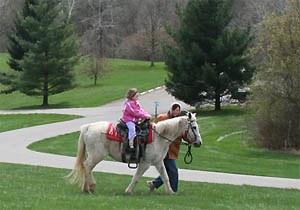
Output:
top-left (0, 114), bottom-right (82, 133)
top-left (0, 162), bottom-right (299, 210)
top-left (28, 106), bottom-right (300, 179)
top-left (0, 53), bottom-right (167, 110)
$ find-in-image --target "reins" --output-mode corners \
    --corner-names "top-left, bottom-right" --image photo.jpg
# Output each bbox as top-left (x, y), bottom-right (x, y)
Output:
top-left (150, 124), bottom-right (194, 164)
top-left (150, 126), bottom-right (174, 143)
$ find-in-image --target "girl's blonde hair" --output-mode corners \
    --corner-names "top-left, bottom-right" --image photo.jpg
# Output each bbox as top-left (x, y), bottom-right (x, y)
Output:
top-left (126, 88), bottom-right (138, 99)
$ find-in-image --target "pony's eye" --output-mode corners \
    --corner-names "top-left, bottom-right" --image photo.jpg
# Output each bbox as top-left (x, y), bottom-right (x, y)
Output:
top-left (193, 126), bottom-right (197, 130)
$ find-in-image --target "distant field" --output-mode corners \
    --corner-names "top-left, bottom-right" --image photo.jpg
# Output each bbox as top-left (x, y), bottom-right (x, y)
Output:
top-left (0, 53), bottom-right (167, 110)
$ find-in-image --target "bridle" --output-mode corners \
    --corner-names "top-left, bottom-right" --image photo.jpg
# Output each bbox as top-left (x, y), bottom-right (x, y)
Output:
top-left (184, 119), bottom-right (199, 144)
top-left (151, 118), bottom-right (199, 164)
top-left (183, 119), bottom-right (199, 164)
top-left (151, 119), bottom-right (197, 144)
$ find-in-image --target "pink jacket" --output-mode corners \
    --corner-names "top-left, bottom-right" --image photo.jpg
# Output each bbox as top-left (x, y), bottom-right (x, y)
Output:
top-left (122, 99), bottom-right (150, 123)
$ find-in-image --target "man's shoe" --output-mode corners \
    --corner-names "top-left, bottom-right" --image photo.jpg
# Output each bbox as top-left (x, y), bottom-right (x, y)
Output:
top-left (146, 181), bottom-right (155, 192)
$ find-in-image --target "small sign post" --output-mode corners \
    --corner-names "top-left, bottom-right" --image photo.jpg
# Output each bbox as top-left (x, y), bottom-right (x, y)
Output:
top-left (154, 101), bottom-right (160, 118)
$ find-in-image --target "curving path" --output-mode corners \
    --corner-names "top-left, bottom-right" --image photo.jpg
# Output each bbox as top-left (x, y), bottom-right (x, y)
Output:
top-left (0, 86), bottom-right (299, 190)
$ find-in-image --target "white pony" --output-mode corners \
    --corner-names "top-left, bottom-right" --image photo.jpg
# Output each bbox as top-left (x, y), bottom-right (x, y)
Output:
top-left (67, 112), bottom-right (202, 195)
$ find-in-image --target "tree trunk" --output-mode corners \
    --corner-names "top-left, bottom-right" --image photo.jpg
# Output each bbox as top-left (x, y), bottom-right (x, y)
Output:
top-left (150, 23), bottom-right (155, 67)
top-left (94, 74), bottom-right (97, 86)
top-left (214, 92), bottom-right (221, 111)
top-left (42, 74), bottom-right (49, 106)
top-left (94, 59), bottom-right (98, 86)
top-left (151, 60), bottom-right (154, 67)
top-left (42, 95), bottom-right (49, 106)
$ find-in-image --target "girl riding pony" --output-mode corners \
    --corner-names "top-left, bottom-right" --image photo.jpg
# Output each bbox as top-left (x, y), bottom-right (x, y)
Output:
top-left (122, 88), bottom-right (151, 150)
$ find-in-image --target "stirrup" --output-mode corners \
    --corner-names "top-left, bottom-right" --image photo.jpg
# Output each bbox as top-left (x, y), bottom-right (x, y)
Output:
top-left (128, 162), bottom-right (138, 169)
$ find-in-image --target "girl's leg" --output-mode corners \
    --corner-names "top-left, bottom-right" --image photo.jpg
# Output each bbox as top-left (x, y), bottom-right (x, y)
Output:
top-left (126, 121), bottom-right (136, 149)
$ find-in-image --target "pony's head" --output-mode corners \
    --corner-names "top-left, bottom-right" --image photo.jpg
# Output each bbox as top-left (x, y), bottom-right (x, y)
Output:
top-left (184, 112), bottom-right (202, 147)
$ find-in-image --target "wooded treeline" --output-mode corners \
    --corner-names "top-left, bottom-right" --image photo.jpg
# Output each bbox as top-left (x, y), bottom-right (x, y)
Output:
top-left (0, 0), bottom-right (289, 60)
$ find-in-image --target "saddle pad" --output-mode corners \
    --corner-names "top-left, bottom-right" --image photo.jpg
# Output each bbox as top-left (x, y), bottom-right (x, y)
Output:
top-left (106, 123), bottom-right (153, 144)
top-left (106, 122), bottom-right (123, 141)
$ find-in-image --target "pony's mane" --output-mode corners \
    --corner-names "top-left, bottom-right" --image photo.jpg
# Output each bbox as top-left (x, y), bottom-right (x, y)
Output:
top-left (155, 116), bottom-right (188, 137)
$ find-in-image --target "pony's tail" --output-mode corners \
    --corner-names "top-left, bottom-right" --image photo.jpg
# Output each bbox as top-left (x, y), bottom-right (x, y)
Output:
top-left (66, 125), bottom-right (88, 188)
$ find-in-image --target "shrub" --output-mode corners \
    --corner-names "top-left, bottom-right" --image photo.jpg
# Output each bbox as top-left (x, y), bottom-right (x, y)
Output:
top-left (249, 0), bottom-right (300, 150)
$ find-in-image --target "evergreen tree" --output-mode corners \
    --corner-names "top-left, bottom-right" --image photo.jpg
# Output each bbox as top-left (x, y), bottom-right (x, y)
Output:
top-left (163, 0), bottom-right (254, 110)
top-left (8, 0), bottom-right (38, 72)
top-left (3, 0), bottom-right (79, 106)
top-left (0, 0), bottom-right (38, 93)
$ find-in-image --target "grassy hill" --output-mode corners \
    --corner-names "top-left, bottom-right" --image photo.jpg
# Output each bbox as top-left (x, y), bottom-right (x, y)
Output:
top-left (0, 53), bottom-right (167, 110)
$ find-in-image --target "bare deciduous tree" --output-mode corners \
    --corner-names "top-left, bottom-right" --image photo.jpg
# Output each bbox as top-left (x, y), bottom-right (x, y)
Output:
top-left (60, 0), bottom-right (77, 23)
top-left (0, 0), bottom-right (23, 52)
top-left (81, 55), bottom-right (111, 86)
top-left (137, 0), bottom-right (173, 66)
top-left (76, 0), bottom-right (115, 57)
top-left (114, 0), bottom-right (141, 36)
top-left (231, 0), bottom-right (289, 28)
top-left (5, 0), bottom-right (291, 60)
top-left (250, 0), bottom-right (288, 20)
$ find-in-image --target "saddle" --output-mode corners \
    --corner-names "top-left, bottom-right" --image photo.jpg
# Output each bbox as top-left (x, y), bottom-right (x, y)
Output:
top-left (109, 119), bottom-right (152, 169)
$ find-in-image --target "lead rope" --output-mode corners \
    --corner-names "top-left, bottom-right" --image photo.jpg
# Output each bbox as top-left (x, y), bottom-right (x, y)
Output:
top-left (184, 144), bottom-right (193, 164)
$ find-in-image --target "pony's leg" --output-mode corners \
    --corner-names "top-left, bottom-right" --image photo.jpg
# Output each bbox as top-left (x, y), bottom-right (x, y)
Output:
top-left (82, 158), bottom-right (96, 193)
top-left (125, 162), bottom-right (151, 195)
top-left (83, 147), bottom-right (107, 193)
top-left (154, 161), bottom-right (175, 195)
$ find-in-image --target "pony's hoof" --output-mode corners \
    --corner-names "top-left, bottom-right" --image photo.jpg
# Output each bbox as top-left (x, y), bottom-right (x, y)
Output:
top-left (82, 186), bottom-right (94, 194)
top-left (82, 186), bottom-right (89, 193)
top-left (125, 189), bottom-right (133, 195)
top-left (89, 185), bottom-right (95, 193)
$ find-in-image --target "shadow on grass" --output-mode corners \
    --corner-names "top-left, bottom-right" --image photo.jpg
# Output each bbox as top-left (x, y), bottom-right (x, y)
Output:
top-left (246, 149), bottom-right (299, 160)
top-left (12, 101), bottom-right (72, 110)
top-left (192, 105), bottom-right (245, 117)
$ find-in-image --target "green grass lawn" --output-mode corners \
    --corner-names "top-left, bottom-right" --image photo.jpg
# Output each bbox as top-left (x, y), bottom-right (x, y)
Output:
top-left (2, 53), bottom-right (300, 209)
top-left (0, 162), bottom-right (299, 210)
top-left (28, 106), bottom-right (300, 179)
top-left (0, 114), bottom-right (82, 133)
top-left (0, 53), bottom-right (167, 110)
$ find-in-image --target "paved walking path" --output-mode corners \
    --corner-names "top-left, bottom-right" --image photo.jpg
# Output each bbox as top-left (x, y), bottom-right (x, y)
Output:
top-left (0, 87), bottom-right (299, 190)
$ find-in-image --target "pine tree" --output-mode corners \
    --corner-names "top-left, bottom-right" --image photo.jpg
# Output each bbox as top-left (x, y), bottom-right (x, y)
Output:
top-left (0, 0), bottom-right (38, 93)
top-left (163, 0), bottom-right (254, 111)
top-left (3, 0), bottom-right (79, 106)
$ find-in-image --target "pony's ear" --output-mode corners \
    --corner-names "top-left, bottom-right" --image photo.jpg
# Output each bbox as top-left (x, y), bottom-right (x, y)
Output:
top-left (188, 112), bottom-right (192, 119)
